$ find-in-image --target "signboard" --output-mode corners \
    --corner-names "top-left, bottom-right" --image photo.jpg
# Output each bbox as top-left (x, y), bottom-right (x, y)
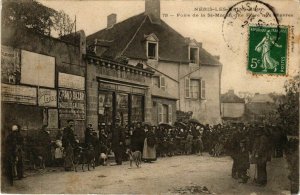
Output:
top-left (38, 88), bottom-right (57, 107)
top-left (58, 73), bottom-right (85, 90)
top-left (21, 50), bottom-right (55, 88)
top-left (1, 45), bottom-right (21, 84)
top-left (58, 89), bottom-right (85, 120)
top-left (48, 109), bottom-right (58, 129)
top-left (1, 84), bottom-right (37, 105)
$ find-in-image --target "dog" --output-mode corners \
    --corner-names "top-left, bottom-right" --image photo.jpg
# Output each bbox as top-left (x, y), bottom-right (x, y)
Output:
top-left (126, 149), bottom-right (142, 168)
top-left (74, 144), bottom-right (95, 172)
top-left (29, 146), bottom-right (46, 170)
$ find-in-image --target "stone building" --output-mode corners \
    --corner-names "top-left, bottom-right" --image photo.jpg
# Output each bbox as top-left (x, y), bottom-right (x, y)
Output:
top-left (86, 0), bottom-right (222, 125)
top-left (1, 26), bottom-right (87, 139)
top-left (85, 55), bottom-right (154, 129)
top-left (221, 89), bottom-right (245, 123)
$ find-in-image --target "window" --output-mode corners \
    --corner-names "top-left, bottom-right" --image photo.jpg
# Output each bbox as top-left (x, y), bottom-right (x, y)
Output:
top-left (185, 78), bottom-right (205, 99)
top-left (152, 76), bottom-right (166, 91)
top-left (185, 78), bottom-right (190, 98)
top-left (152, 76), bottom-right (160, 87)
top-left (168, 104), bottom-right (172, 124)
top-left (158, 103), bottom-right (172, 124)
top-left (201, 80), bottom-right (206, 99)
top-left (190, 79), bottom-right (200, 99)
top-left (160, 76), bottom-right (166, 90)
top-left (147, 42), bottom-right (157, 59)
top-left (189, 47), bottom-right (199, 64)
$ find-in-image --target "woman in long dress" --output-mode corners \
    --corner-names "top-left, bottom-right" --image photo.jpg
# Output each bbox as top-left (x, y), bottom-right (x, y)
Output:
top-left (142, 126), bottom-right (157, 162)
top-left (255, 30), bottom-right (282, 72)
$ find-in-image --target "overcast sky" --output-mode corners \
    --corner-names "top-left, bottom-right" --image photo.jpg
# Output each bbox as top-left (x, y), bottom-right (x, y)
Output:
top-left (40, 0), bottom-right (299, 94)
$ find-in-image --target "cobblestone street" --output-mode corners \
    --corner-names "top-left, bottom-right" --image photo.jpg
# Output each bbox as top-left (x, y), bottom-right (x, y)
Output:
top-left (3, 154), bottom-right (290, 194)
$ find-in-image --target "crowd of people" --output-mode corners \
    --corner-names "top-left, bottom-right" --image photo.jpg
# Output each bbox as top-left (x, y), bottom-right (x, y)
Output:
top-left (3, 119), bottom-right (291, 187)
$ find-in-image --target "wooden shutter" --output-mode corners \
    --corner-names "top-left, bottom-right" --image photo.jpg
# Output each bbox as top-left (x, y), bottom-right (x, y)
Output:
top-left (160, 76), bottom-right (166, 90)
top-left (201, 79), bottom-right (206, 99)
top-left (185, 77), bottom-right (190, 98)
top-left (158, 103), bottom-right (163, 123)
top-left (168, 104), bottom-right (172, 124)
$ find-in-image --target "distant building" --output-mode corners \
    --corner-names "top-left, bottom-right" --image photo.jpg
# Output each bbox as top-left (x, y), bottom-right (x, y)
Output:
top-left (245, 93), bottom-right (278, 123)
top-left (221, 90), bottom-right (245, 123)
top-left (86, 0), bottom-right (222, 125)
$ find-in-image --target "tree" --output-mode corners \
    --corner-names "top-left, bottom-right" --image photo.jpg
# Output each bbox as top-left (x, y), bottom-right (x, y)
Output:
top-left (2, 0), bottom-right (74, 37)
top-left (277, 74), bottom-right (299, 136)
top-left (53, 10), bottom-right (75, 37)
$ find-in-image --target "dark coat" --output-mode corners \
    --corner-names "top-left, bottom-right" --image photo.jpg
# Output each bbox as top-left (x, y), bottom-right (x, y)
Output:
top-left (146, 130), bottom-right (156, 148)
top-left (111, 126), bottom-right (125, 150)
top-left (131, 128), bottom-right (145, 152)
top-left (62, 126), bottom-right (76, 148)
top-left (5, 131), bottom-right (24, 162)
top-left (252, 134), bottom-right (270, 163)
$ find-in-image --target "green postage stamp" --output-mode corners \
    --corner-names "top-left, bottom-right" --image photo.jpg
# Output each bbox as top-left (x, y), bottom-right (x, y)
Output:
top-left (248, 26), bottom-right (288, 75)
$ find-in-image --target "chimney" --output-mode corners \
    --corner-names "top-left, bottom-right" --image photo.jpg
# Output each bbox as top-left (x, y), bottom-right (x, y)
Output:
top-left (214, 55), bottom-right (220, 60)
top-left (145, 0), bottom-right (161, 24)
top-left (107, 13), bottom-right (117, 28)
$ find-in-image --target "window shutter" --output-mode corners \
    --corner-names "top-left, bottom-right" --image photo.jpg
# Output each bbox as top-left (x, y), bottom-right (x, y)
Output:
top-left (160, 76), bottom-right (166, 90)
top-left (185, 77), bottom-right (190, 98)
top-left (158, 103), bottom-right (163, 123)
top-left (168, 104), bottom-right (172, 124)
top-left (201, 80), bottom-right (206, 99)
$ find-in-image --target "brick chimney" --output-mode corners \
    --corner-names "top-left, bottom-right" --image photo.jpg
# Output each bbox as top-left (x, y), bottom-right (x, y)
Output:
top-left (145, 0), bottom-right (161, 24)
top-left (107, 13), bottom-right (117, 28)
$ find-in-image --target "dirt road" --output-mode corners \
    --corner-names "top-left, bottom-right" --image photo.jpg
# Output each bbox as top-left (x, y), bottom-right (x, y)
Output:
top-left (2, 154), bottom-right (290, 194)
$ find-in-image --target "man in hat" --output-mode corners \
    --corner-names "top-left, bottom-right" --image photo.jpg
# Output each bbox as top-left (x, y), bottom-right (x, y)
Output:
top-left (5, 125), bottom-right (25, 185)
top-left (252, 126), bottom-right (270, 186)
top-left (62, 120), bottom-right (76, 171)
top-left (111, 118), bottom-right (125, 165)
top-left (85, 124), bottom-right (93, 145)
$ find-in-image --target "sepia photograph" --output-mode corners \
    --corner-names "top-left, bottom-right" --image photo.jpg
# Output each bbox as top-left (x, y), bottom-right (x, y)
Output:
top-left (1, 0), bottom-right (299, 194)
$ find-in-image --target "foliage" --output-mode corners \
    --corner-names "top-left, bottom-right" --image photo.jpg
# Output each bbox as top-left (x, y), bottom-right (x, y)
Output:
top-left (2, 0), bottom-right (74, 37)
top-left (277, 74), bottom-right (299, 136)
top-left (53, 10), bottom-right (75, 37)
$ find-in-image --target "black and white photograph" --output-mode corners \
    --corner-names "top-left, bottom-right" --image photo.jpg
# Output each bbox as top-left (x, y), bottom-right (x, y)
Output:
top-left (1, 0), bottom-right (299, 194)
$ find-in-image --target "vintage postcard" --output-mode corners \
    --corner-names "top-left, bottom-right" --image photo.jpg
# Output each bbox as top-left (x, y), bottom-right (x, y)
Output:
top-left (1, 0), bottom-right (299, 194)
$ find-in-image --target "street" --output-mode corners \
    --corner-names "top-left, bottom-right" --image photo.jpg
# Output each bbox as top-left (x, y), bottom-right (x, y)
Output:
top-left (3, 154), bottom-right (290, 194)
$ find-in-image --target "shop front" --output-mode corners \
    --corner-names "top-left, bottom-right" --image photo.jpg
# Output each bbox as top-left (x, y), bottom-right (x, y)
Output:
top-left (86, 56), bottom-right (154, 132)
top-left (98, 81), bottom-right (145, 128)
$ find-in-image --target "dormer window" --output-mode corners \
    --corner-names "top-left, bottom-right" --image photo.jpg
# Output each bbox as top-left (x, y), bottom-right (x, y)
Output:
top-left (145, 33), bottom-right (159, 60)
top-left (147, 42), bottom-right (157, 59)
top-left (189, 47), bottom-right (199, 64)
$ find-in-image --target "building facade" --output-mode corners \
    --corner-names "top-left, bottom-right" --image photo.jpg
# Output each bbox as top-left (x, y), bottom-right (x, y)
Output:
top-left (86, 0), bottom-right (222, 125)
top-left (221, 90), bottom-right (245, 123)
top-left (1, 26), bottom-right (86, 139)
top-left (85, 55), bottom-right (154, 130)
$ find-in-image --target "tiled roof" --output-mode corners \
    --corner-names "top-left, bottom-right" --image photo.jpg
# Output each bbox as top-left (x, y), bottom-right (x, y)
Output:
top-left (87, 13), bottom-right (221, 66)
top-left (250, 94), bottom-right (274, 103)
top-left (221, 92), bottom-right (245, 103)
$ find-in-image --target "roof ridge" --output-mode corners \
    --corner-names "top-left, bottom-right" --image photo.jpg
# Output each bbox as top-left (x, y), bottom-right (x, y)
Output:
top-left (118, 15), bottom-right (148, 58)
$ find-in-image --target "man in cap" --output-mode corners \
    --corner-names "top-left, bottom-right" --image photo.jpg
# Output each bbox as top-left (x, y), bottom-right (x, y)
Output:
top-left (111, 118), bottom-right (125, 165)
top-left (5, 125), bottom-right (25, 185)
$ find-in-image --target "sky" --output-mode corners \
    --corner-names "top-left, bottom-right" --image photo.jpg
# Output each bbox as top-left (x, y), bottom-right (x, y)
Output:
top-left (39, 0), bottom-right (299, 94)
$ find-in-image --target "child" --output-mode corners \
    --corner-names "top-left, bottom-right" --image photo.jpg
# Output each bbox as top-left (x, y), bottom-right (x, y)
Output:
top-left (54, 135), bottom-right (64, 166)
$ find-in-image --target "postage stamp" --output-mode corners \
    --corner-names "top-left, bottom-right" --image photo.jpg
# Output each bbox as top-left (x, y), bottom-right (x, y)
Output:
top-left (248, 26), bottom-right (288, 75)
